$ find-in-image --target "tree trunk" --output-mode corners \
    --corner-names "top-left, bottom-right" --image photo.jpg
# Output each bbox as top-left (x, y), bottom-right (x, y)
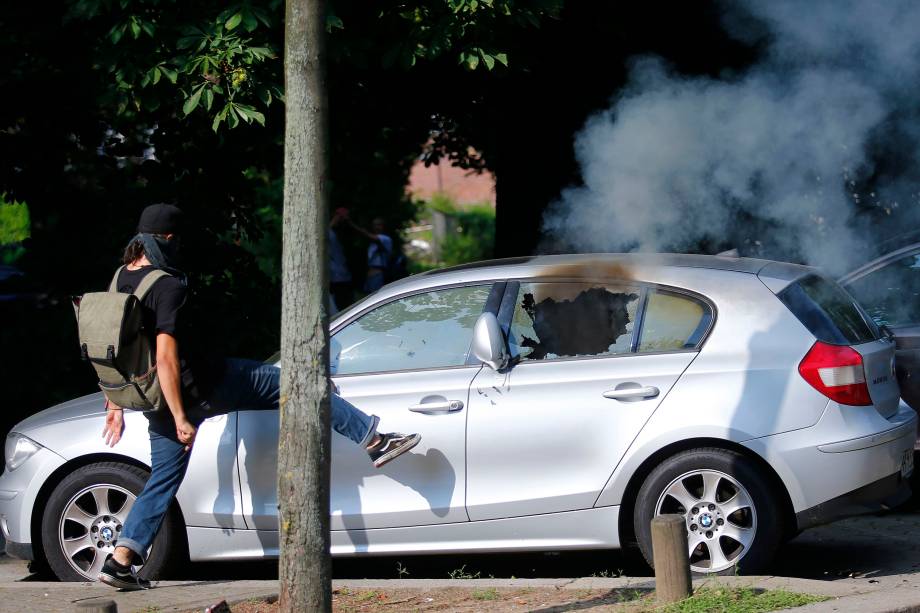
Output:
top-left (279, 0), bottom-right (331, 610)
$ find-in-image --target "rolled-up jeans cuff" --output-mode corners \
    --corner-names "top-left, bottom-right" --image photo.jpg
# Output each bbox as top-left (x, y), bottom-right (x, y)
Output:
top-left (360, 414), bottom-right (380, 447)
top-left (114, 537), bottom-right (146, 565)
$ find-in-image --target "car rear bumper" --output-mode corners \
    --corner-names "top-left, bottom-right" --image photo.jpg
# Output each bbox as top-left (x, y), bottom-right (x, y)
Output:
top-left (744, 401), bottom-right (917, 521)
top-left (795, 470), bottom-right (910, 530)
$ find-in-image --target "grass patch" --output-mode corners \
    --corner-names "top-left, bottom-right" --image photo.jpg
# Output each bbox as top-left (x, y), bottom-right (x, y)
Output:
top-left (447, 564), bottom-right (481, 579)
top-left (356, 590), bottom-right (379, 602)
top-left (659, 587), bottom-right (827, 613)
top-left (472, 587), bottom-right (500, 601)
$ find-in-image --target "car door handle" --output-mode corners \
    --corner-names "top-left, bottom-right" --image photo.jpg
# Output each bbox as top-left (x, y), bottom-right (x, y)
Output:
top-left (602, 386), bottom-right (660, 401)
top-left (408, 400), bottom-right (464, 414)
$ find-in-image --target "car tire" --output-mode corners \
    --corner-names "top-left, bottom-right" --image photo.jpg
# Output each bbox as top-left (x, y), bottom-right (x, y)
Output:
top-left (633, 447), bottom-right (783, 576)
top-left (41, 461), bottom-right (182, 582)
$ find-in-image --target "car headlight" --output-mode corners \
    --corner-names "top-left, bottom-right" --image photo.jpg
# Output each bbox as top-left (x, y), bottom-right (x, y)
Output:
top-left (5, 433), bottom-right (42, 471)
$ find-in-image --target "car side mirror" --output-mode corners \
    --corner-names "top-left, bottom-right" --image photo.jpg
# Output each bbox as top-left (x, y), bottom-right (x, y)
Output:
top-left (472, 312), bottom-right (509, 371)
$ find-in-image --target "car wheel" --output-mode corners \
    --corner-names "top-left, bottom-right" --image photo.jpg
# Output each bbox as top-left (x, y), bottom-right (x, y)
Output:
top-left (633, 447), bottom-right (783, 575)
top-left (40, 461), bottom-right (181, 582)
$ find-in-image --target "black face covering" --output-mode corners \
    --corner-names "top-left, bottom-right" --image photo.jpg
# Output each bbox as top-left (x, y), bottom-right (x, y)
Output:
top-left (132, 233), bottom-right (186, 282)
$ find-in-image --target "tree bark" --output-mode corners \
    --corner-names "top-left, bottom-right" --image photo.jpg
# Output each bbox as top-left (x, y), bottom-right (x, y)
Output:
top-left (279, 0), bottom-right (331, 611)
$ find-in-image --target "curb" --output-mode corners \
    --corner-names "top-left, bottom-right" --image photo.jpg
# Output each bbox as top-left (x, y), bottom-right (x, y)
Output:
top-left (331, 577), bottom-right (920, 613)
top-left (331, 576), bottom-right (863, 597)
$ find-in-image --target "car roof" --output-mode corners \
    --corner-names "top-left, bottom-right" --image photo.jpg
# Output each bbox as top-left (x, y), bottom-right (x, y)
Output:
top-left (371, 253), bottom-right (813, 295)
top-left (419, 252), bottom-right (810, 279)
top-left (333, 253), bottom-right (817, 327)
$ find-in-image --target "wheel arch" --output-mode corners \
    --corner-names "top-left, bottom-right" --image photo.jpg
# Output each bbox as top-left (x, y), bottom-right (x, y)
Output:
top-left (29, 453), bottom-right (188, 569)
top-left (615, 438), bottom-right (797, 551)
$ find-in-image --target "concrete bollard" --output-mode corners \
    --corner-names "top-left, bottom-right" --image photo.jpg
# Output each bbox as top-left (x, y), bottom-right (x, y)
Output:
top-left (651, 514), bottom-right (692, 604)
top-left (75, 600), bottom-right (118, 613)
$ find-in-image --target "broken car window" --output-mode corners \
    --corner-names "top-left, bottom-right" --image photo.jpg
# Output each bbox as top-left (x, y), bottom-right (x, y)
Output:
top-left (333, 285), bottom-right (491, 375)
top-left (509, 282), bottom-right (640, 361)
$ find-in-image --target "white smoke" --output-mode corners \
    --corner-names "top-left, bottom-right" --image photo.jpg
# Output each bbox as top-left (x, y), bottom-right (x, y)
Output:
top-left (541, 0), bottom-right (920, 274)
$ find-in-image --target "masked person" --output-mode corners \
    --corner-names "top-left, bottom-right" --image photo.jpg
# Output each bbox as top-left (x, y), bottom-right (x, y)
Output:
top-left (98, 204), bottom-right (421, 590)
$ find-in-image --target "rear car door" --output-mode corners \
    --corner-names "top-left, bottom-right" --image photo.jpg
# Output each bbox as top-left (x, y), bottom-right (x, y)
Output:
top-left (465, 280), bottom-right (712, 520)
top-left (841, 245), bottom-right (920, 411)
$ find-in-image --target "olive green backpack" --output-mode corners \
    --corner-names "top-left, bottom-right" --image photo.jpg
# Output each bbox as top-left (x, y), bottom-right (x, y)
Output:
top-left (75, 266), bottom-right (170, 412)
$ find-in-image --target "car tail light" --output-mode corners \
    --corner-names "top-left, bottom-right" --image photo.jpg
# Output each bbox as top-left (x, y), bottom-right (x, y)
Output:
top-left (798, 341), bottom-right (872, 406)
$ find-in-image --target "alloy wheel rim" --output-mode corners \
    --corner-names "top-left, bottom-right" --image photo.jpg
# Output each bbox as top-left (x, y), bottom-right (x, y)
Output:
top-left (58, 484), bottom-right (136, 579)
top-left (654, 469), bottom-right (757, 573)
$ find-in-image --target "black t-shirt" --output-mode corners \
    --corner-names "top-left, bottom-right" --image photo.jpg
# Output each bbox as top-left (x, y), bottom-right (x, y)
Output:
top-left (115, 266), bottom-right (224, 404)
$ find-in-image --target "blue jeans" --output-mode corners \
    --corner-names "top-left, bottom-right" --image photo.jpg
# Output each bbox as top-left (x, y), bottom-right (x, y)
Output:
top-left (117, 358), bottom-right (379, 563)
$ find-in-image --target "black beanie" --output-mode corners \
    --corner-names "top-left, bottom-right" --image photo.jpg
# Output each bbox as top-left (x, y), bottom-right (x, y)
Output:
top-left (137, 203), bottom-right (184, 234)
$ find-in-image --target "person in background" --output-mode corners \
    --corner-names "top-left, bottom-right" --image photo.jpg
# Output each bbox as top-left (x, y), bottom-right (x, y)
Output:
top-left (347, 215), bottom-right (393, 293)
top-left (329, 207), bottom-right (354, 312)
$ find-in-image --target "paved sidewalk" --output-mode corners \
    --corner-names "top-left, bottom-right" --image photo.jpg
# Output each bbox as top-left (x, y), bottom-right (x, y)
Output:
top-left (4, 510), bottom-right (920, 612)
top-left (0, 574), bottom-right (916, 613)
top-left (0, 578), bottom-right (278, 613)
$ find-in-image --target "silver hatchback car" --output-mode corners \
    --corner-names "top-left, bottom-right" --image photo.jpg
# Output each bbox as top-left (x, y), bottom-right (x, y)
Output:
top-left (1, 254), bottom-right (915, 580)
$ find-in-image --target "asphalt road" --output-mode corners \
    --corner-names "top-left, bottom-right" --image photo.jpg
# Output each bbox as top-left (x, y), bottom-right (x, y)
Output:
top-left (4, 504), bottom-right (919, 584)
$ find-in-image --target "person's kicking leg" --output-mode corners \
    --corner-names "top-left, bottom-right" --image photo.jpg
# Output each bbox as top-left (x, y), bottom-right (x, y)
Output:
top-left (331, 393), bottom-right (420, 467)
top-left (211, 359), bottom-right (421, 466)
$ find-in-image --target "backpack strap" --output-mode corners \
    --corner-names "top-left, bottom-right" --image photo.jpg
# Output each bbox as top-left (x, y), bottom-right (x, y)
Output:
top-left (108, 265), bottom-right (127, 292)
top-left (133, 269), bottom-right (171, 300)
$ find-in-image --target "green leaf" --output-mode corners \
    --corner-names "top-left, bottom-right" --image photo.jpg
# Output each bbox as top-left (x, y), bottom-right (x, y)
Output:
top-left (203, 87), bottom-right (214, 111)
top-left (151, 67), bottom-right (161, 85)
top-left (242, 11), bottom-right (259, 32)
top-left (109, 23), bottom-right (126, 44)
top-left (494, 52), bottom-right (508, 67)
top-left (183, 86), bottom-right (204, 116)
top-left (481, 53), bottom-right (495, 70)
top-left (160, 66), bottom-right (178, 84)
top-left (235, 104), bottom-right (265, 126)
top-left (129, 19), bottom-right (141, 39)
top-left (257, 87), bottom-right (272, 107)
top-left (140, 20), bottom-right (155, 37)
top-left (212, 103), bottom-right (230, 132)
top-left (326, 14), bottom-right (344, 31)
top-left (177, 35), bottom-right (199, 50)
top-left (227, 105), bottom-right (240, 128)
top-left (252, 6), bottom-right (272, 27)
top-left (225, 12), bottom-right (243, 30)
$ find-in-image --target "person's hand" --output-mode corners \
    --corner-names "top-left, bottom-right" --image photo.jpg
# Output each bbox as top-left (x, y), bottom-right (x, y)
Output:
top-left (102, 407), bottom-right (125, 448)
top-left (175, 418), bottom-right (197, 451)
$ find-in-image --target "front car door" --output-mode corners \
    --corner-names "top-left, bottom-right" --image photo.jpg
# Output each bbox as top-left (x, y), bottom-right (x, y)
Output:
top-left (237, 283), bottom-right (495, 540)
top-left (465, 279), bottom-right (712, 520)
top-left (841, 244), bottom-right (920, 412)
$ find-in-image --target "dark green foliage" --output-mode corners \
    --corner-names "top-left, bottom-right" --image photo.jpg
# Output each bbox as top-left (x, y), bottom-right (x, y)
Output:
top-left (429, 196), bottom-right (496, 266)
top-left (0, 0), bottom-right (559, 436)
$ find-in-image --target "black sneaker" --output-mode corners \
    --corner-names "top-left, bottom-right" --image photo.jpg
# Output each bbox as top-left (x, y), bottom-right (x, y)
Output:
top-left (368, 432), bottom-right (421, 468)
top-left (98, 555), bottom-right (150, 590)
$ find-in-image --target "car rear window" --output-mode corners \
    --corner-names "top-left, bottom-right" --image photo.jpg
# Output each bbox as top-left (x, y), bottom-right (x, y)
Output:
top-left (779, 275), bottom-right (879, 345)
